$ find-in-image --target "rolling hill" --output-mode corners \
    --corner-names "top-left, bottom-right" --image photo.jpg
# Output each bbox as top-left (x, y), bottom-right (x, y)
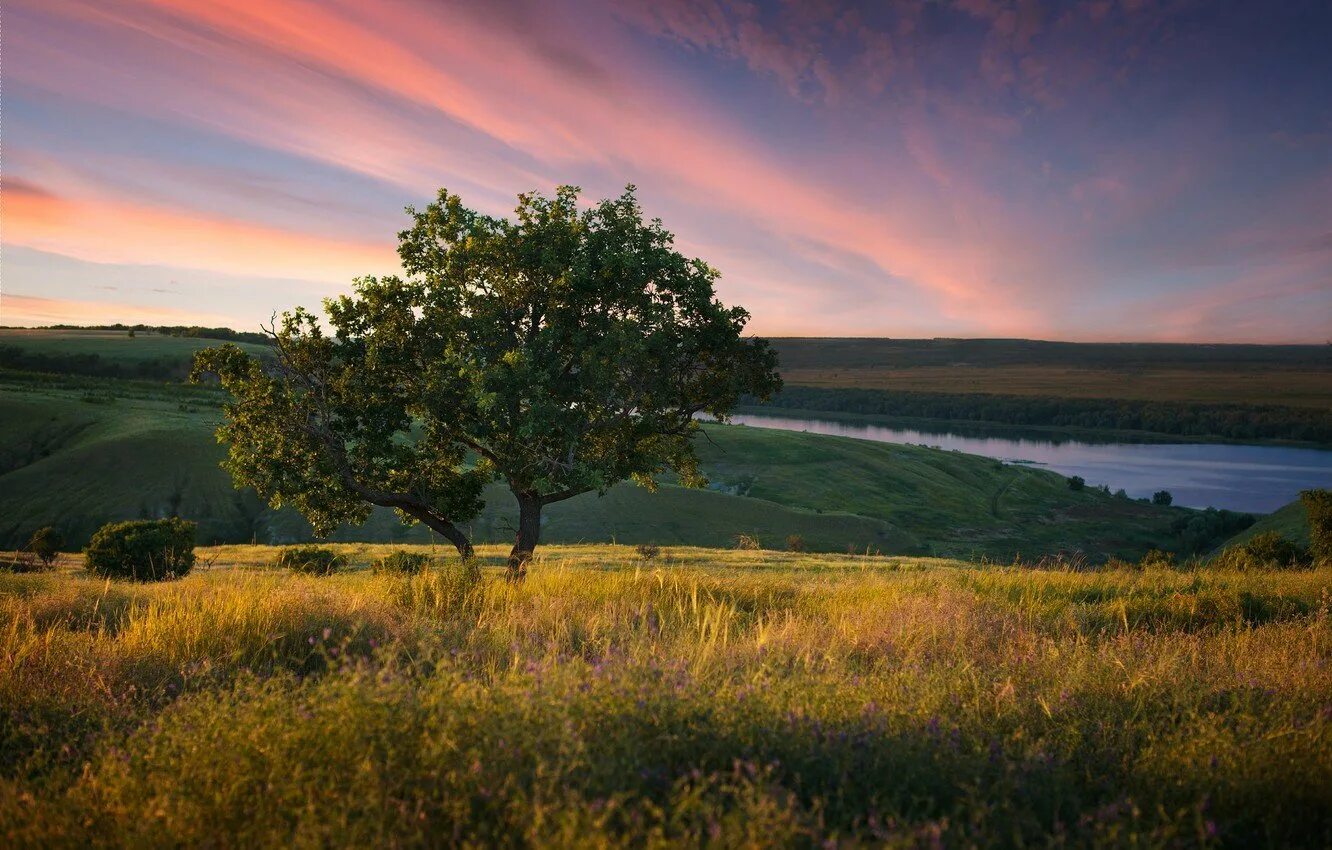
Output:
top-left (1, 372), bottom-right (1197, 560)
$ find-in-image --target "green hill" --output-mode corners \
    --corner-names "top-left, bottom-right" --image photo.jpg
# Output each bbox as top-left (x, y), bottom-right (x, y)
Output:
top-left (0, 373), bottom-right (1200, 560)
top-left (1217, 498), bottom-right (1311, 549)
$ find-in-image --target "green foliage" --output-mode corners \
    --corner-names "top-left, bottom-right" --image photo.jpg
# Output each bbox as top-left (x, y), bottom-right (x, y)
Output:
top-left (1066, 475), bottom-right (1085, 491)
top-left (1170, 507), bottom-right (1255, 554)
top-left (1138, 548), bottom-right (1175, 569)
top-left (1212, 531), bottom-right (1311, 571)
top-left (371, 550), bottom-right (431, 575)
top-left (26, 526), bottom-right (62, 565)
top-left (84, 518), bottom-right (196, 581)
top-left (1301, 488), bottom-right (1332, 562)
top-left (193, 186), bottom-right (780, 567)
top-left (1152, 490), bottom-right (1173, 506)
top-left (275, 545), bottom-right (345, 576)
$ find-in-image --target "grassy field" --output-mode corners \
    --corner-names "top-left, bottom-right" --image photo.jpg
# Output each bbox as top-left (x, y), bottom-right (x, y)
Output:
top-left (770, 338), bottom-right (1332, 407)
top-left (777, 365), bottom-right (1332, 409)
top-left (2, 545), bottom-right (1329, 847)
top-left (0, 329), bottom-right (270, 364)
top-left (0, 378), bottom-right (1199, 560)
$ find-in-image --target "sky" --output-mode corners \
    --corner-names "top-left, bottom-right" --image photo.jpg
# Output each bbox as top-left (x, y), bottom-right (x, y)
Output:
top-left (3, 0), bottom-right (1330, 342)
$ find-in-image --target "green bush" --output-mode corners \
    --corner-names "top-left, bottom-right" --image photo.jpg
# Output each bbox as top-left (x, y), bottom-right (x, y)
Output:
top-left (27, 526), bottom-right (62, 566)
top-left (1138, 548), bottom-right (1175, 570)
top-left (276, 546), bottom-right (345, 575)
top-left (1213, 532), bottom-right (1311, 571)
top-left (1066, 475), bottom-right (1085, 491)
top-left (1152, 490), bottom-right (1173, 506)
top-left (1301, 488), bottom-right (1332, 563)
top-left (85, 518), bottom-right (196, 581)
top-left (371, 550), bottom-right (431, 575)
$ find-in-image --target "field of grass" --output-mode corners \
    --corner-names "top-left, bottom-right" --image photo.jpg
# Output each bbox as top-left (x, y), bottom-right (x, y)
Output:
top-left (3, 545), bottom-right (1329, 847)
top-left (777, 364), bottom-right (1332, 409)
top-left (0, 379), bottom-right (1199, 560)
top-left (0, 329), bottom-right (270, 364)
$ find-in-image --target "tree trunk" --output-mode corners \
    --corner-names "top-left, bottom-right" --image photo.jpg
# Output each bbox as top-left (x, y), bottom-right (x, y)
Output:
top-left (403, 506), bottom-right (474, 560)
top-left (507, 494), bottom-right (542, 580)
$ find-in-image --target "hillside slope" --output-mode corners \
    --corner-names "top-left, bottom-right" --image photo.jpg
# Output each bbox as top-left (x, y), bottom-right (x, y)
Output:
top-left (1217, 499), bottom-right (1311, 549)
top-left (0, 379), bottom-right (1196, 559)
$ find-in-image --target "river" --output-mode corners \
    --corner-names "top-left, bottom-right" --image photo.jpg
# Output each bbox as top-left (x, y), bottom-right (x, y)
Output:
top-left (726, 413), bottom-right (1332, 514)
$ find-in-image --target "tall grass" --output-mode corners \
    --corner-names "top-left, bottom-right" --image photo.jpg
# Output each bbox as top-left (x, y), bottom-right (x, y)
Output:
top-left (2, 545), bottom-right (1329, 847)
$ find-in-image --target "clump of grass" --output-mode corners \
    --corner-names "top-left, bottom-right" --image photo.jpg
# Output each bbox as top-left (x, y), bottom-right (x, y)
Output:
top-left (1, 547), bottom-right (1329, 847)
top-left (370, 549), bottom-right (432, 575)
top-left (275, 545), bottom-right (345, 575)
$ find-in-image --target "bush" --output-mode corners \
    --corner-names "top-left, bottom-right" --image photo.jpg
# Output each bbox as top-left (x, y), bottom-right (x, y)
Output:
top-left (1152, 490), bottom-right (1173, 506)
top-left (27, 526), bottom-right (62, 566)
top-left (634, 543), bottom-right (661, 561)
top-left (785, 534), bottom-right (806, 553)
top-left (85, 518), bottom-right (196, 581)
top-left (1213, 532), bottom-right (1311, 571)
top-left (3, 551), bottom-right (46, 574)
top-left (371, 550), bottom-right (431, 575)
top-left (1066, 476), bottom-right (1085, 491)
top-left (733, 534), bottom-right (761, 551)
top-left (1301, 488), bottom-right (1332, 563)
top-left (276, 546), bottom-right (345, 576)
top-left (1138, 548), bottom-right (1175, 570)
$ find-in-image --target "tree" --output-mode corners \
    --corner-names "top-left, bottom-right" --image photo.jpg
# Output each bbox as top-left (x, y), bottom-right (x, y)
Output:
top-left (26, 526), bottom-right (62, 566)
top-left (1152, 490), bottom-right (1173, 506)
top-left (1301, 488), bottom-right (1332, 563)
top-left (193, 185), bottom-right (781, 577)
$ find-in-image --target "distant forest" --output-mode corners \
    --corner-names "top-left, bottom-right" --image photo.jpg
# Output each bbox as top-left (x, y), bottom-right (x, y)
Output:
top-left (35, 324), bottom-right (272, 345)
top-left (748, 387), bottom-right (1332, 445)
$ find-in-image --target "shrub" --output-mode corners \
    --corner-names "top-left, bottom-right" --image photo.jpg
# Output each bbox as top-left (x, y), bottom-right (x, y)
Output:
top-left (371, 550), bottom-right (431, 575)
top-left (733, 533), bottom-right (761, 551)
top-left (3, 551), bottom-right (46, 574)
top-left (276, 546), bottom-right (345, 576)
top-left (85, 518), bottom-right (196, 581)
top-left (1066, 475), bottom-right (1085, 491)
top-left (634, 543), bottom-right (661, 561)
top-left (785, 534), bottom-right (806, 553)
top-left (1301, 489), bottom-right (1332, 563)
top-left (1213, 532), bottom-right (1311, 571)
top-left (27, 526), bottom-right (62, 566)
top-left (1152, 490), bottom-right (1173, 506)
top-left (1138, 548), bottom-right (1175, 570)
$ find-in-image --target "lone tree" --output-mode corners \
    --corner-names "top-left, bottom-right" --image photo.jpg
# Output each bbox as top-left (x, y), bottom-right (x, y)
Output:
top-left (193, 186), bottom-right (780, 576)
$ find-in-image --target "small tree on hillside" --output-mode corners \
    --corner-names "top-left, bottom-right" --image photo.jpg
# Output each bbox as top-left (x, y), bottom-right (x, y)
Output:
top-left (193, 186), bottom-right (781, 577)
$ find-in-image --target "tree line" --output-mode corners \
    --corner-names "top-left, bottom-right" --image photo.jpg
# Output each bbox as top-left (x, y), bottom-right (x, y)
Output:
top-left (748, 387), bottom-right (1332, 444)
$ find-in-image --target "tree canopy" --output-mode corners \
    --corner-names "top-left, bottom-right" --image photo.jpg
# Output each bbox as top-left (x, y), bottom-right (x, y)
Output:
top-left (193, 185), bottom-right (780, 575)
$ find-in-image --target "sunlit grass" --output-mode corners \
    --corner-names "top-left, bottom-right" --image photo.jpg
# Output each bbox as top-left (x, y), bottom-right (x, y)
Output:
top-left (2, 545), bottom-right (1329, 847)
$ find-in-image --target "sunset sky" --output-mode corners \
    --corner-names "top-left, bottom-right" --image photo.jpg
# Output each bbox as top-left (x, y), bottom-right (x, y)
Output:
top-left (4, 0), bottom-right (1330, 341)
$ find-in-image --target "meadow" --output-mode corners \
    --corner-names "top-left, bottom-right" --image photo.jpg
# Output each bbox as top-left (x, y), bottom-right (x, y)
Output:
top-left (2, 544), bottom-right (1329, 848)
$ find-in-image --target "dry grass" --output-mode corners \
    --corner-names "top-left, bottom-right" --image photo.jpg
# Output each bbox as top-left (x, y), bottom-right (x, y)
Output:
top-left (2, 545), bottom-right (1329, 847)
